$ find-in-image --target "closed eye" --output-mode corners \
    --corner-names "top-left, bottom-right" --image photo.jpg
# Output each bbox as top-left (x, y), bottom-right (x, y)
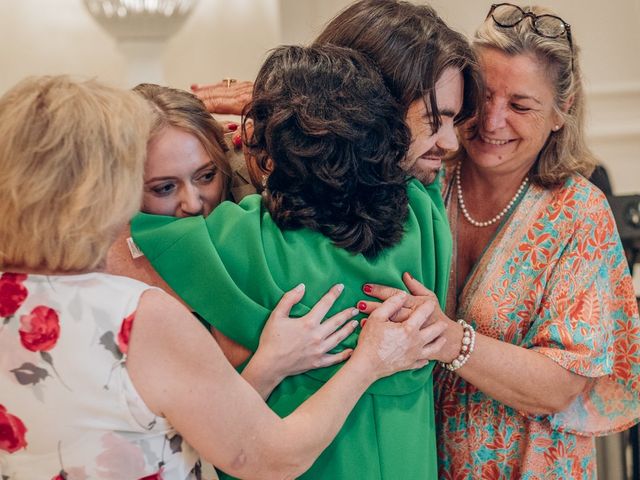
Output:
top-left (511, 103), bottom-right (532, 112)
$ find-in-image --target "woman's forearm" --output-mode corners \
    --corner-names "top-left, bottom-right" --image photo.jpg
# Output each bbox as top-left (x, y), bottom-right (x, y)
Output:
top-left (455, 332), bottom-right (589, 414)
top-left (241, 354), bottom-right (284, 400)
top-left (249, 355), bottom-right (377, 479)
top-left (212, 327), bottom-right (295, 400)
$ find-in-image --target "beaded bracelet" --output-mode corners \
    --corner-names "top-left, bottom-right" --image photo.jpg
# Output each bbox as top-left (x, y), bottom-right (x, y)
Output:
top-left (442, 319), bottom-right (476, 372)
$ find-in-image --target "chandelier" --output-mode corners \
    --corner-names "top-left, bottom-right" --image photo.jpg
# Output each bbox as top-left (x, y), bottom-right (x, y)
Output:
top-left (83, 0), bottom-right (199, 40)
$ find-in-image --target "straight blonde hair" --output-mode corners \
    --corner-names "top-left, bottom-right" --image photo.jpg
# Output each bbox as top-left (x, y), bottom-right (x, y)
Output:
top-left (0, 76), bottom-right (152, 272)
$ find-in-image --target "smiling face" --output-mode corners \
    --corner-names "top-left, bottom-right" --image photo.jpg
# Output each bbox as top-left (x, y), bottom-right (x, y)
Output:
top-left (402, 67), bottom-right (464, 185)
top-left (142, 126), bottom-right (225, 218)
top-left (462, 47), bottom-right (563, 176)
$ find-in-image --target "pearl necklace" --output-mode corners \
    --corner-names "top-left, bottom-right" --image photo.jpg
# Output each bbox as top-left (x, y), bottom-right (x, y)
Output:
top-left (455, 162), bottom-right (528, 228)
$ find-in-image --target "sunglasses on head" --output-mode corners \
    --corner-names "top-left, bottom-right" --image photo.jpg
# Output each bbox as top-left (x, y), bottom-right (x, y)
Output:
top-left (486, 3), bottom-right (573, 60)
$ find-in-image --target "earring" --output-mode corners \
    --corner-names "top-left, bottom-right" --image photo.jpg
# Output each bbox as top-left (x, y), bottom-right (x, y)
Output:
top-left (553, 125), bottom-right (560, 131)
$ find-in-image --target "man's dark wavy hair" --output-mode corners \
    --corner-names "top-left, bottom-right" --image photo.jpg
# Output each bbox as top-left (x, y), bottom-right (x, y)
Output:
top-left (244, 44), bottom-right (410, 258)
top-left (314, 0), bottom-right (481, 131)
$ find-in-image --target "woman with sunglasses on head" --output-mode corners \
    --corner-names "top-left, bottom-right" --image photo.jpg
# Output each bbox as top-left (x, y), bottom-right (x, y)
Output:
top-left (360, 4), bottom-right (640, 478)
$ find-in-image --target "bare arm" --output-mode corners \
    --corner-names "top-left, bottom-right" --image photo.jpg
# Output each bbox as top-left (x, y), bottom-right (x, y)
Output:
top-left (360, 273), bottom-right (589, 415)
top-left (127, 288), bottom-right (445, 479)
top-left (455, 332), bottom-right (588, 414)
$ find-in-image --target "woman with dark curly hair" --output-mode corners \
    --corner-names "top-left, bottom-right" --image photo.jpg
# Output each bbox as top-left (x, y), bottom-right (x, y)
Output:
top-left (128, 44), bottom-right (453, 478)
top-left (247, 47), bottom-right (410, 258)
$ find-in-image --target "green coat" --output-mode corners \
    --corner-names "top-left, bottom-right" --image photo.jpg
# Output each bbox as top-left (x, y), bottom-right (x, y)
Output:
top-left (131, 178), bottom-right (451, 479)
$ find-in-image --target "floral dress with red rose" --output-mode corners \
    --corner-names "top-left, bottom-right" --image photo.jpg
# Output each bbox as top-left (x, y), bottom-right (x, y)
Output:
top-left (0, 272), bottom-right (202, 480)
top-left (437, 172), bottom-right (640, 479)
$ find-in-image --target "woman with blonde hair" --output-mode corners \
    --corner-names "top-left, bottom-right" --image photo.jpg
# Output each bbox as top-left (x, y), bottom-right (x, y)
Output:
top-left (108, 82), bottom-right (360, 387)
top-left (133, 83), bottom-right (254, 216)
top-left (0, 75), bottom-right (444, 479)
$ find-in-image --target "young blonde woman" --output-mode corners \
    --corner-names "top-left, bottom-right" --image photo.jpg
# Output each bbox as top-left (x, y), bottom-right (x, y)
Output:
top-left (108, 83), bottom-right (361, 387)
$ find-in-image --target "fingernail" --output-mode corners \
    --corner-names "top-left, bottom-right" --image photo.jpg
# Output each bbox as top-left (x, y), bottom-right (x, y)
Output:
top-left (351, 308), bottom-right (359, 316)
top-left (335, 283), bottom-right (344, 293)
top-left (295, 283), bottom-right (305, 292)
top-left (351, 320), bottom-right (359, 328)
top-left (232, 134), bottom-right (242, 148)
top-left (357, 301), bottom-right (367, 311)
top-left (406, 272), bottom-right (414, 280)
top-left (227, 122), bottom-right (238, 132)
top-left (363, 284), bottom-right (373, 294)
top-left (360, 319), bottom-right (367, 328)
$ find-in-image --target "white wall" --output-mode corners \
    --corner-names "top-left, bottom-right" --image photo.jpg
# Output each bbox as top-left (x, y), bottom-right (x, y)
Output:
top-left (1, 0), bottom-right (639, 193)
top-left (0, 0), bottom-right (282, 90)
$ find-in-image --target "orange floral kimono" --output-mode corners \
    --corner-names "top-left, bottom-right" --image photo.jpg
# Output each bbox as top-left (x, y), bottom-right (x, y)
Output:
top-left (436, 172), bottom-right (640, 479)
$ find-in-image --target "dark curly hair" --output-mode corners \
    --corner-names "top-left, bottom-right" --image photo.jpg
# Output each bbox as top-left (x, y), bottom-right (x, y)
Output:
top-left (244, 45), bottom-right (410, 258)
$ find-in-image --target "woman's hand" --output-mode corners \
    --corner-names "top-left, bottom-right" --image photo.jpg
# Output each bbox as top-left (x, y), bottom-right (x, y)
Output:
top-left (358, 272), bottom-right (439, 323)
top-left (352, 292), bottom-right (448, 380)
top-left (357, 272), bottom-right (462, 365)
top-left (190, 80), bottom-right (253, 115)
top-left (250, 283), bottom-right (360, 388)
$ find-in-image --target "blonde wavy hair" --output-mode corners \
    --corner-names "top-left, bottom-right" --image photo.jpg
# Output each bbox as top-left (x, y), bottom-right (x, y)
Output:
top-left (133, 83), bottom-right (232, 200)
top-left (458, 5), bottom-right (597, 187)
top-left (0, 76), bottom-right (151, 272)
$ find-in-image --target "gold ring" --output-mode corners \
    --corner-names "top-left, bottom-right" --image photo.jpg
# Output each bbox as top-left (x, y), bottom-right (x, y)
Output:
top-left (222, 78), bottom-right (237, 88)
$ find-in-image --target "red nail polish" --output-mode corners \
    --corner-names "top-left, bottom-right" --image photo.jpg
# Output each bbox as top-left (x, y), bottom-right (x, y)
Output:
top-left (232, 134), bottom-right (242, 149)
top-left (361, 319), bottom-right (367, 328)
top-left (363, 284), bottom-right (372, 294)
top-left (227, 122), bottom-right (238, 132)
top-left (357, 301), bottom-right (367, 311)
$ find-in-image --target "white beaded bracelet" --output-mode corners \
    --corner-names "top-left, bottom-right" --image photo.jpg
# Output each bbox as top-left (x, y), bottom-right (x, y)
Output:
top-left (442, 319), bottom-right (476, 372)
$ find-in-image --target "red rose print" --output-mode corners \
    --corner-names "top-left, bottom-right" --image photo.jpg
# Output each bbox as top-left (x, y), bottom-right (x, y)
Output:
top-left (138, 469), bottom-right (163, 480)
top-left (0, 404), bottom-right (28, 453)
top-left (118, 312), bottom-right (136, 355)
top-left (0, 272), bottom-right (28, 317)
top-left (19, 306), bottom-right (60, 352)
